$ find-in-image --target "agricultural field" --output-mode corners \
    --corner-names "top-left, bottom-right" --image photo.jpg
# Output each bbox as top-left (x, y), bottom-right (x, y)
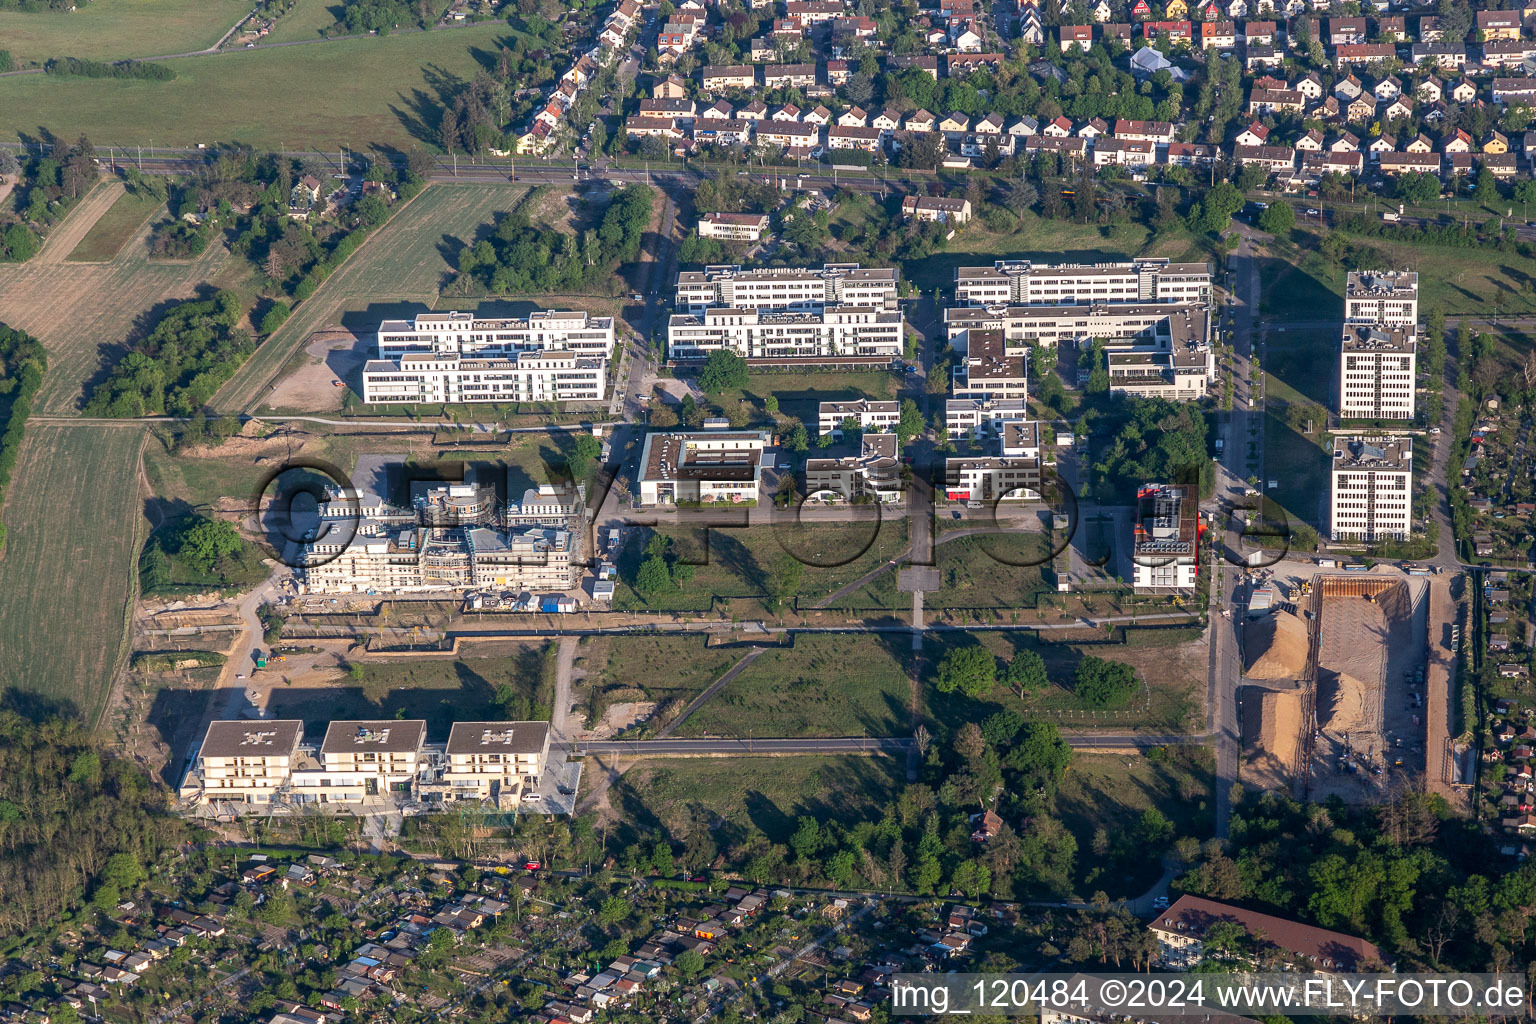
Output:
top-left (216, 183), bottom-right (531, 414)
top-left (0, 22), bottom-right (519, 151)
top-left (0, 0), bottom-right (251, 65)
top-left (259, 0), bottom-right (345, 43)
top-left (605, 754), bottom-right (907, 846)
top-left (66, 189), bottom-right (165, 263)
top-left (0, 424), bottom-right (148, 725)
top-left (0, 191), bottom-right (239, 415)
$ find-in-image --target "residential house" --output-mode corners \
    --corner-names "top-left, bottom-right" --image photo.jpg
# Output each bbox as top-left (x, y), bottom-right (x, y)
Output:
top-left (1061, 24), bottom-right (1094, 50)
top-left (1151, 895), bottom-right (1389, 972)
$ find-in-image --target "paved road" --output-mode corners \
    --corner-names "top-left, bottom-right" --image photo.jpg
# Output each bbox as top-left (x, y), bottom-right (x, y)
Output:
top-left (577, 731), bottom-right (1200, 757)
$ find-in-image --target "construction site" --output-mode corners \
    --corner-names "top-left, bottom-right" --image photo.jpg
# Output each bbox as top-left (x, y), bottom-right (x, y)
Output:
top-left (1240, 569), bottom-right (1430, 802)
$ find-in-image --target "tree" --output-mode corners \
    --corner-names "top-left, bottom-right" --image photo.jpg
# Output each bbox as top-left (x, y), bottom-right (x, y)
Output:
top-left (569, 433), bottom-right (603, 478)
top-left (698, 349), bottom-right (749, 394)
top-left (634, 556), bottom-right (673, 596)
top-left (176, 517), bottom-right (242, 574)
top-left (1003, 180), bottom-right (1039, 216)
top-left (597, 895), bottom-right (632, 926)
top-left (766, 553), bottom-right (804, 608)
top-left (674, 948), bottom-right (706, 978)
top-left (1257, 202), bottom-right (1294, 235)
top-left (1074, 655), bottom-right (1138, 708)
top-left (896, 398), bottom-right (925, 442)
top-left (935, 644), bottom-right (996, 697)
top-left (1005, 649), bottom-right (1048, 695)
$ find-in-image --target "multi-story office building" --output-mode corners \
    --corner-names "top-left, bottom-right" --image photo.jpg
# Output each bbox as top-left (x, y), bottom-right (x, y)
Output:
top-left (698, 212), bottom-right (770, 241)
top-left (805, 433), bottom-right (904, 503)
top-left (1344, 270), bottom-right (1418, 326)
top-left (182, 720), bottom-right (304, 804)
top-left (943, 301), bottom-right (1205, 353)
top-left (437, 721), bottom-right (552, 805)
top-left (817, 398), bottom-right (899, 436)
top-left (1103, 306), bottom-right (1216, 402)
top-left (361, 310), bottom-right (615, 406)
top-left (362, 350), bottom-right (607, 405)
top-left (674, 263), bottom-right (899, 313)
top-left (951, 329), bottom-right (1028, 401)
top-left (667, 305), bottom-right (903, 360)
top-left (1131, 483), bottom-right (1199, 591)
top-left (945, 419), bottom-right (1043, 502)
top-left (953, 258), bottom-right (1211, 307)
top-left (636, 429), bottom-right (770, 505)
top-left (1339, 323), bottom-right (1416, 420)
top-left (1330, 436), bottom-right (1413, 542)
top-left (945, 396), bottom-right (1029, 440)
top-left (297, 482), bottom-right (577, 594)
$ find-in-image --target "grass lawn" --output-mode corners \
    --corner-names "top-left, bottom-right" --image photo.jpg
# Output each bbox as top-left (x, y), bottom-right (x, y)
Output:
top-left (675, 634), bottom-right (914, 738)
top-left (901, 214), bottom-right (1165, 293)
top-left (1261, 406), bottom-right (1330, 533)
top-left (681, 368), bottom-right (901, 428)
top-left (0, 0), bottom-right (251, 65)
top-left (216, 183), bottom-right (532, 414)
top-left (65, 190), bottom-right (164, 262)
top-left (612, 519), bottom-right (910, 612)
top-left (922, 627), bottom-right (1206, 734)
top-left (581, 635), bottom-right (742, 730)
top-left (1054, 746), bottom-right (1214, 898)
top-left (606, 754), bottom-right (907, 846)
top-left (261, 0), bottom-right (345, 43)
top-left (260, 649), bottom-right (553, 741)
top-left (1257, 246), bottom-right (1340, 321)
top-left (0, 424), bottom-right (147, 725)
top-left (0, 23), bottom-right (521, 150)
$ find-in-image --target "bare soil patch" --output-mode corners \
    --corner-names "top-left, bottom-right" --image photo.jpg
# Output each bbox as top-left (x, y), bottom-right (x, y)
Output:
top-left (265, 329), bottom-right (367, 413)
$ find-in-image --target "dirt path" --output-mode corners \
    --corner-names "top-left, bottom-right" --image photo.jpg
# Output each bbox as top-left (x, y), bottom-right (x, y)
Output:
top-left (552, 636), bottom-right (577, 741)
top-left (655, 646), bottom-right (766, 738)
top-left (1425, 578), bottom-right (1465, 806)
top-left (35, 182), bottom-right (124, 264)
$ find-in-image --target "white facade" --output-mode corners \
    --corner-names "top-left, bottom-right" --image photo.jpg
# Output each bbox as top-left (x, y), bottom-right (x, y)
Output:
top-left (699, 212), bottom-right (769, 240)
top-left (637, 429), bottom-right (770, 505)
top-left (438, 722), bottom-right (551, 804)
top-left (674, 263), bottom-right (899, 313)
top-left (954, 258), bottom-right (1212, 307)
top-left (184, 721), bottom-right (303, 804)
top-left (945, 397), bottom-right (1029, 440)
top-left (804, 433), bottom-right (904, 503)
top-left (1344, 270), bottom-right (1418, 326)
top-left (1330, 437), bottom-right (1413, 542)
top-left (1339, 323), bottom-right (1417, 420)
top-left (818, 398), bottom-right (899, 436)
top-left (363, 310), bottom-right (615, 406)
top-left (945, 420), bottom-right (1043, 502)
top-left (668, 305), bottom-right (903, 360)
top-left (1132, 484), bottom-right (1199, 591)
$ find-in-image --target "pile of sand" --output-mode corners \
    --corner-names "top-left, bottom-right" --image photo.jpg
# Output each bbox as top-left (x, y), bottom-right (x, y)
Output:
top-left (1242, 687), bottom-right (1304, 775)
top-left (1318, 670), bottom-right (1370, 733)
top-left (1244, 610), bottom-right (1310, 680)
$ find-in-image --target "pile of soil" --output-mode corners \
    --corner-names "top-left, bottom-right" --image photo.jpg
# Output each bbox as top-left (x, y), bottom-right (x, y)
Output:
top-left (1242, 687), bottom-right (1304, 775)
top-left (1244, 610), bottom-right (1310, 680)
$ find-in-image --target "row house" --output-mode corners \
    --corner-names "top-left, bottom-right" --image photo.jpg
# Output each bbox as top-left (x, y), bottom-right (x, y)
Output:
top-left (702, 64), bottom-right (758, 90)
top-left (1114, 118), bottom-right (1176, 143)
top-left (1482, 40), bottom-right (1536, 68)
top-left (1379, 151), bottom-right (1442, 175)
top-left (1335, 42), bottom-right (1397, 65)
top-left (1301, 149), bottom-right (1364, 179)
top-left (1024, 135), bottom-right (1088, 158)
top-left (1493, 78), bottom-right (1536, 104)
top-left (1233, 144), bottom-right (1297, 173)
top-left (948, 52), bottom-right (1006, 74)
top-left (1167, 140), bottom-right (1218, 165)
top-left (785, 0), bottom-right (843, 25)
top-left (1328, 15), bottom-right (1366, 45)
top-left (764, 63), bottom-right (817, 88)
top-left (1092, 136), bottom-right (1157, 167)
top-left (1248, 86), bottom-right (1306, 114)
top-left (827, 125), bottom-right (884, 152)
top-left (1246, 43), bottom-right (1282, 69)
top-left (755, 121), bottom-right (820, 149)
top-left (1143, 20), bottom-right (1194, 43)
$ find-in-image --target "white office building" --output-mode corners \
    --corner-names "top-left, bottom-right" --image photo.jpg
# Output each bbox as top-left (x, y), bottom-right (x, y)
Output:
top-left (1344, 270), bottom-right (1418, 326)
top-left (1132, 483), bottom-right (1200, 591)
top-left (805, 432), bottom-right (905, 503)
top-left (945, 420), bottom-right (1043, 502)
top-left (636, 428), bottom-right (771, 505)
top-left (1330, 436), bottom-right (1413, 542)
top-left (674, 263), bottom-right (899, 313)
top-left (818, 398), bottom-right (900, 436)
top-left (667, 305), bottom-right (904, 360)
top-left (954, 258), bottom-right (1211, 307)
top-left (1339, 323), bottom-right (1416, 420)
top-left (361, 310), bottom-right (615, 405)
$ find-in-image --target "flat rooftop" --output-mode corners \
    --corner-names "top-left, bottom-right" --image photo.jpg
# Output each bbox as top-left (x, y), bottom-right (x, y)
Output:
top-left (200, 720), bottom-right (304, 759)
top-left (445, 721), bottom-right (550, 755)
top-left (640, 430), bottom-right (769, 482)
top-left (320, 720), bottom-right (428, 755)
top-left (1341, 323), bottom-right (1415, 352)
top-left (1333, 436), bottom-right (1412, 470)
top-left (1346, 270), bottom-right (1418, 296)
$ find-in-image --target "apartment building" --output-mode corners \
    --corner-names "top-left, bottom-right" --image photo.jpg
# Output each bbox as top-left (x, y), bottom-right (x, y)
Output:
top-left (698, 212), bottom-right (770, 241)
top-left (288, 720), bottom-right (429, 804)
top-left (183, 720), bottom-right (304, 804)
top-left (805, 433), bottom-right (905, 503)
top-left (953, 258), bottom-right (1211, 306)
top-left (1344, 269), bottom-right (1418, 326)
top-left (1102, 306), bottom-right (1216, 402)
top-left (1152, 895), bottom-right (1387, 972)
top-left (436, 721), bottom-right (551, 806)
top-left (1330, 436), bottom-right (1413, 542)
top-left (636, 429), bottom-right (770, 505)
top-left (1339, 323), bottom-right (1416, 420)
top-left (951, 329), bottom-right (1028, 401)
top-left (674, 263), bottom-right (899, 313)
top-left (667, 306), bottom-right (903, 361)
top-left (362, 309), bottom-right (616, 406)
top-left (946, 419), bottom-right (1043, 502)
top-left (818, 398), bottom-right (899, 436)
top-left (1131, 484), bottom-right (1199, 591)
top-left (901, 195), bottom-right (973, 224)
top-left (297, 482), bottom-right (577, 594)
